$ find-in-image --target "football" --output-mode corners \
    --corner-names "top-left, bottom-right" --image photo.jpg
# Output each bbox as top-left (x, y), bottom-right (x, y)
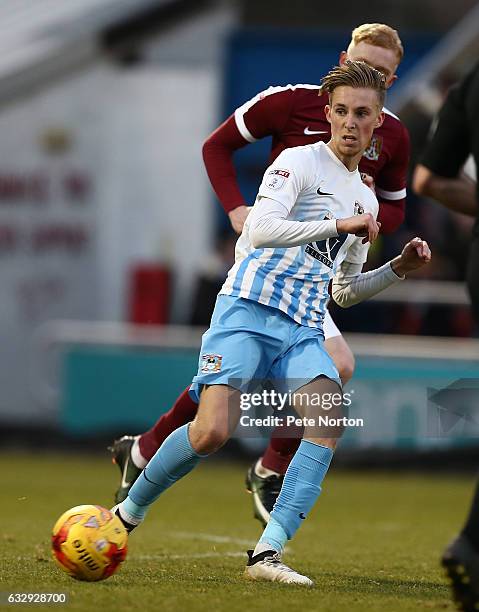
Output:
top-left (51, 505), bottom-right (128, 581)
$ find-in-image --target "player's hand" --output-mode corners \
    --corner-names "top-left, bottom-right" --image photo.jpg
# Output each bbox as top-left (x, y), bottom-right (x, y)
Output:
top-left (360, 172), bottom-right (375, 193)
top-left (336, 213), bottom-right (380, 244)
top-left (391, 237), bottom-right (432, 276)
top-left (228, 206), bottom-right (251, 234)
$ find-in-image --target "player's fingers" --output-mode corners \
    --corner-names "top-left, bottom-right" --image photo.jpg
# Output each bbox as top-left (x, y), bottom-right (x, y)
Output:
top-left (422, 241), bottom-right (432, 261)
top-left (418, 240), bottom-right (426, 257)
top-left (416, 240), bottom-right (431, 261)
top-left (408, 237), bottom-right (423, 255)
top-left (414, 241), bottom-right (424, 256)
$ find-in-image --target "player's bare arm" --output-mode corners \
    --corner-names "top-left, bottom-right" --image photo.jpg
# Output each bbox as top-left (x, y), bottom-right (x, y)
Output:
top-left (413, 164), bottom-right (477, 217)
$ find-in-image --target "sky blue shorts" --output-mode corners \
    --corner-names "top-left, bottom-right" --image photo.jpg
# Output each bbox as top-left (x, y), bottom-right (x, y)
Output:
top-left (190, 295), bottom-right (341, 402)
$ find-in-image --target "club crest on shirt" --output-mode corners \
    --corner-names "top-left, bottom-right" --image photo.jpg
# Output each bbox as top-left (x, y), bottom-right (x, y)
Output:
top-left (201, 354), bottom-right (222, 373)
top-left (266, 168), bottom-right (290, 190)
top-left (354, 201), bottom-right (365, 215)
top-left (363, 135), bottom-right (382, 161)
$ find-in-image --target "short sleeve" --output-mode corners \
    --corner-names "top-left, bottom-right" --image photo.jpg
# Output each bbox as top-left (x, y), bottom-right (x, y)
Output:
top-left (420, 83), bottom-right (469, 178)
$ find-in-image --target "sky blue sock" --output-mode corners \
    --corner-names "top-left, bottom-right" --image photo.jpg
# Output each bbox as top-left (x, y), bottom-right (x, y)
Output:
top-left (259, 517), bottom-right (289, 553)
top-left (121, 423), bottom-right (204, 520)
top-left (266, 440), bottom-right (333, 547)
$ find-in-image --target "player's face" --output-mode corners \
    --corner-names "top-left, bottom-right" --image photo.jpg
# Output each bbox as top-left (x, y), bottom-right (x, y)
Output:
top-left (325, 86), bottom-right (384, 170)
top-left (340, 42), bottom-right (399, 88)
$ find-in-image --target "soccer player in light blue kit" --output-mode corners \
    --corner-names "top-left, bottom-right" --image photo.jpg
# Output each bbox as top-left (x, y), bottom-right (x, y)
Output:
top-left (114, 61), bottom-right (431, 585)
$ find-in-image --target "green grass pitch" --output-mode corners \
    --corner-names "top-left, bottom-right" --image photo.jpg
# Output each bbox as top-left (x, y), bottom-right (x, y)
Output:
top-left (1, 451), bottom-right (473, 611)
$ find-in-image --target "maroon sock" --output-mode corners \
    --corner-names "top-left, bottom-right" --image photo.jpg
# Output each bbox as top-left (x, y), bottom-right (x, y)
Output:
top-left (261, 423), bottom-right (303, 474)
top-left (138, 387), bottom-right (198, 461)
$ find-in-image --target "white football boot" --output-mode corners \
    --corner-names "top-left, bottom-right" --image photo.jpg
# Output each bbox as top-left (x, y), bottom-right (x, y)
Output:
top-left (245, 549), bottom-right (314, 586)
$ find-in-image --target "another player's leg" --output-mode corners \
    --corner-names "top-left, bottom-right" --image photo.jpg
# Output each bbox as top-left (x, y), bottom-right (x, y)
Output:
top-left (245, 423), bottom-right (301, 526)
top-left (246, 374), bottom-right (344, 585)
top-left (441, 243), bottom-right (479, 611)
top-left (442, 479), bottom-right (479, 612)
top-left (109, 386), bottom-right (198, 503)
top-left (114, 384), bottom-right (241, 532)
top-left (246, 314), bottom-right (354, 526)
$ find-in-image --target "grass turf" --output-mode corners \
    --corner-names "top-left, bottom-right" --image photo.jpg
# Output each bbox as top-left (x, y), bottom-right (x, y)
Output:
top-left (0, 451), bottom-right (472, 611)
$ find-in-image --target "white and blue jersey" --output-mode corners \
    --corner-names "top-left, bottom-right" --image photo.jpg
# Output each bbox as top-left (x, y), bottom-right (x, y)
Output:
top-left (220, 141), bottom-right (379, 329)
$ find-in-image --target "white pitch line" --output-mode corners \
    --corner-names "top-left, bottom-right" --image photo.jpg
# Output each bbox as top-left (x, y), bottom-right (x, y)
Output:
top-left (169, 531), bottom-right (255, 547)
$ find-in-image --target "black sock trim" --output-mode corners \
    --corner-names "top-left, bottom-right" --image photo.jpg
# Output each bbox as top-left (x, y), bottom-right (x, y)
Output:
top-left (246, 549), bottom-right (278, 566)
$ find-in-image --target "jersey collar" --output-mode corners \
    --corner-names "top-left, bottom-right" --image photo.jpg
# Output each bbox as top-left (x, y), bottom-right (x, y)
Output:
top-left (322, 142), bottom-right (360, 176)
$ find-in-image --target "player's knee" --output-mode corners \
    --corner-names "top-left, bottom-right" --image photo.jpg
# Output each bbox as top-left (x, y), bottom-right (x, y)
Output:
top-left (190, 423), bottom-right (229, 455)
top-left (335, 350), bottom-right (355, 385)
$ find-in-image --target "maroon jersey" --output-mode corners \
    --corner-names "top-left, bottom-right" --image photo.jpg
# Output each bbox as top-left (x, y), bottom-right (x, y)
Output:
top-left (203, 84), bottom-right (410, 233)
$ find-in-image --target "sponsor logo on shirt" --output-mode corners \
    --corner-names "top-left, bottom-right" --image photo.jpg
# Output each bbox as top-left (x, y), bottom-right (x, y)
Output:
top-left (363, 135), bottom-right (382, 161)
top-left (266, 168), bottom-right (290, 190)
top-left (304, 126), bottom-right (329, 136)
top-left (201, 354), bottom-right (222, 373)
top-left (305, 213), bottom-right (348, 268)
top-left (306, 236), bottom-right (347, 268)
top-left (317, 181), bottom-right (334, 196)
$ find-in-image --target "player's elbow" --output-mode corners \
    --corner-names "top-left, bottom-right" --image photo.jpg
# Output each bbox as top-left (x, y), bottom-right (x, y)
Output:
top-left (331, 286), bottom-right (355, 308)
top-left (202, 134), bottom-right (215, 162)
top-left (412, 164), bottom-right (435, 197)
top-left (331, 296), bottom-right (355, 309)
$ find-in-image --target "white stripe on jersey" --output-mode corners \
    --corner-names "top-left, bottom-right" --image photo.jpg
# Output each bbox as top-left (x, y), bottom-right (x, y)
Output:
top-left (382, 106), bottom-right (400, 121)
top-left (271, 260), bottom-right (304, 315)
top-left (222, 245), bottom-right (329, 329)
top-left (240, 248), bottom-right (281, 296)
top-left (234, 107), bottom-right (258, 142)
top-left (234, 84), bottom-right (320, 142)
top-left (277, 252), bottom-right (316, 319)
top-left (376, 186), bottom-right (407, 200)
top-left (258, 247), bottom-right (299, 304)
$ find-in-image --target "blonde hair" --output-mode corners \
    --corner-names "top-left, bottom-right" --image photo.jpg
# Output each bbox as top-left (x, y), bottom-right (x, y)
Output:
top-left (321, 60), bottom-right (387, 108)
top-left (349, 23), bottom-right (404, 63)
